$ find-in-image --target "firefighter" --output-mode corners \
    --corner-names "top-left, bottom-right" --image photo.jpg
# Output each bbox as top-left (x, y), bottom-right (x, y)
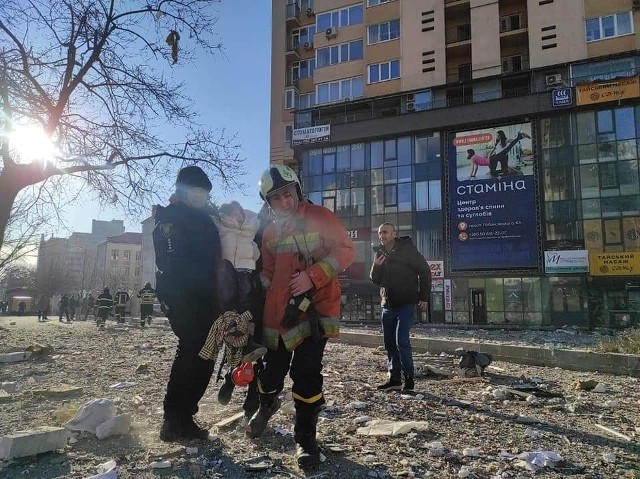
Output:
top-left (96, 287), bottom-right (113, 329)
top-left (138, 282), bottom-right (156, 327)
top-left (153, 166), bottom-right (222, 442)
top-left (113, 287), bottom-right (130, 324)
top-left (246, 165), bottom-right (354, 469)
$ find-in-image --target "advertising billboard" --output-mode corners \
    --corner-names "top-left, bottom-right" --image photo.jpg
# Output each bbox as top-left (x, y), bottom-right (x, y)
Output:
top-left (447, 122), bottom-right (539, 272)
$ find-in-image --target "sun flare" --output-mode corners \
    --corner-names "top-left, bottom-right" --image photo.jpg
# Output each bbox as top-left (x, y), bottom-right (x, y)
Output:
top-left (7, 124), bottom-right (59, 165)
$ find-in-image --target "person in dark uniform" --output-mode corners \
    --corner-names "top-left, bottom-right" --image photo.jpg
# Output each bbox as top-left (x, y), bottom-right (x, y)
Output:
top-left (153, 165), bottom-right (222, 442)
top-left (96, 288), bottom-right (113, 329)
top-left (138, 282), bottom-right (156, 327)
top-left (113, 288), bottom-right (130, 324)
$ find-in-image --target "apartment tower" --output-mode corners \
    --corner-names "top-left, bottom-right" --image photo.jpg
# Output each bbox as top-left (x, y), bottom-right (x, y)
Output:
top-left (270, 0), bottom-right (640, 328)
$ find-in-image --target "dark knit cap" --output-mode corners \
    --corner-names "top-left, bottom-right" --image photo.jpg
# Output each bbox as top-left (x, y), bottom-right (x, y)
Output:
top-left (176, 166), bottom-right (212, 191)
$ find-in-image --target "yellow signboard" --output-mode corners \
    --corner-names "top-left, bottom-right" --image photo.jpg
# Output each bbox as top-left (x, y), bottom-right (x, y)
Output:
top-left (576, 76), bottom-right (640, 106)
top-left (589, 252), bottom-right (640, 276)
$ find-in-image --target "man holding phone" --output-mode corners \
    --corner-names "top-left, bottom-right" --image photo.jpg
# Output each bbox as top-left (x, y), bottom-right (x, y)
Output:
top-left (370, 222), bottom-right (432, 392)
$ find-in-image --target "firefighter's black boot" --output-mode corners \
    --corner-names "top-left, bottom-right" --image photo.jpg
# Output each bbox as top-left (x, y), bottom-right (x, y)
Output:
top-left (294, 407), bottom-right (321, 469)
top-left (246, 394), bottom-right (280, 439)
top-left (217, 370), bottom-right (235, 405)
top-left (377, 372), bottom-right (402, 391)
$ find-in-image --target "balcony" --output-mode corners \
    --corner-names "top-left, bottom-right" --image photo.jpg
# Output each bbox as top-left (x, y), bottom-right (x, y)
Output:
top-left (285, 39), bottom-right (302, 61)
top-left (446, 25), bottom-right (471, 47)
top-left (285, 2), bottom-right (301, 27)
top-left (285, 73), bottom-right (300, 90)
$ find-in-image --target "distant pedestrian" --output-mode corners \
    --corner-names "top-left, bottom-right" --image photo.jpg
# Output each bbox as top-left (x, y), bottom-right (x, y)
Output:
top-left (59, 294), bottom-right (70, 322)
top-left (18, 301), bottom-right (26, 316)
top-left (113, 288), bottom-right (130, 324)
top-left (69, 295), bottom-right (77, 321)
top-left (85, 294), bottom-right (95, 321)
top-left (37, 295), bottom-right (50, 322)
top-left (96, 288), bottom-right (113, 329)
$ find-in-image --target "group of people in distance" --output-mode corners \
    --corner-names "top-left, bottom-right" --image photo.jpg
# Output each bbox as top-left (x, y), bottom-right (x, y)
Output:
top-left (152, 164), bottom-right (431, 470)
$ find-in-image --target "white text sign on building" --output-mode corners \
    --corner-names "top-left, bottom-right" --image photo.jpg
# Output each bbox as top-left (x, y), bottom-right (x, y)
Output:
top-left (292, 125), bottom-right (331, 146)
top-left (544, 250), bottom-right (589, 274)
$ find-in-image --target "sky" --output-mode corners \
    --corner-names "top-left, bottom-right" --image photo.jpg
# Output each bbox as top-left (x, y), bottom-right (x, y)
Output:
top-left (61, 0), bottom-right (273, 235)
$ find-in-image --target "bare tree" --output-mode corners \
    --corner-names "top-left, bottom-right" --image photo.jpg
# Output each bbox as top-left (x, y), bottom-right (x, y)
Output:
top-left (0, 0), bottom-right (244, 253)
top-left (35, 255), bottom-right (72, 296)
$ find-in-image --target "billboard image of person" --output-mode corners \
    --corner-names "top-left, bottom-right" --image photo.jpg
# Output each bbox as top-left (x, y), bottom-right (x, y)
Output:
top-left (455, 124), bottom-right (533, 181)
top-left (447, 122), bottom-right (540, 272)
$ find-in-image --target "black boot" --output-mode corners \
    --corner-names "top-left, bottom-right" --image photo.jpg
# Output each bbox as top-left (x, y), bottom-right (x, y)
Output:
top-left (294, 408), bottom-right (321, 469)
top-left (377, 372), bottom-right (402, 391)
top-left (217, 370), bottom-right (235, 405)
top-left (246, 395), bottom-right (281, 438)
top-left (403, 373), bottom-right (415, 391)
top-left (160, 416), bottom-right (209, 442)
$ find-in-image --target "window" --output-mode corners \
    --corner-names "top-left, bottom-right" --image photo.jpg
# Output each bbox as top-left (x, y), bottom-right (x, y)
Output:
top-left (123, 250), bottom-right (130, 261)
top-left (501, 55), bottom-right (523, 73)
top-left (416, 181), bottom-right (442, 210)
top-left (292, 25), bottom-right (316, 48)
top-left (124, 266), bottom-right (130, 277)
top-left (316, 76), bottom-right (363, 104)
top-left (316, 4), bottom-right (363, 31)
top-left (134, 266), bottom-right (141, 277)
top-left (136, 251), bottom-right (142, 261)
top-left (585, 12), bottom-right (634, 42)
top-left (285, 89), bottom-right (295, 110)
top-left (368, 19), bottom-right (400, 44)
top-left (110, 250), bottom-right (118, 260)
top-left (500, 13), bottom-right (522, 32)
top-left (297, 92), bottom-right (315, 109)
top-left (367, 0), bottom-right (391, 5)
top-left (316, 40), bottom-right (363, 68)
top-left (292, 59), bottom-right (315, 80)
top-left (368, 60), bottom-right (400, 83)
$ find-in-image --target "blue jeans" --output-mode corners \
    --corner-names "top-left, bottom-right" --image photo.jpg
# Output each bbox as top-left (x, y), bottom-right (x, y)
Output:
top-left (381, 303), bottom-right (415, 377)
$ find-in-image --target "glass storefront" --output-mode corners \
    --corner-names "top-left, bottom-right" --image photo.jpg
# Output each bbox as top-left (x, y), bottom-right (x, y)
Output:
top-left (299, 102), bottom-right (640, 328)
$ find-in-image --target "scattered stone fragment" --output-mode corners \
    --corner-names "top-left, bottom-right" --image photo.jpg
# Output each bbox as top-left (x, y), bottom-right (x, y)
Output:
top-left (0, 351), bottom-right (32, 363)
top-left (95, 414), bottom-right (131, 440)
top-left (593, 382), bottom-right (607, 393)
top-left (0, 426), bottom-right (69, 460)
top-left (0, 382), bottom-right (17, 393)
top-left (357, 419), bottom-right (430, 436)
top-left (33, 384), bottom-right (83, 399)
top-left (574, 379), bottom-right (599, 391)
top-left (64, 398), bottom-right (116, 434)
top-left (135, 363), bottom-right (149, 374)
top-left (0, 391), bottom-right (16, 403)
top-left (150, 460), bottom-right (171, 469)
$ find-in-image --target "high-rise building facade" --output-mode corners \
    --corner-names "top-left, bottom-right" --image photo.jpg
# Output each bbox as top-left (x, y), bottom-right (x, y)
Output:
top-left (271, 0), bottom-right (640, 328)
top-left (95, 232), bottom-right (143, 293)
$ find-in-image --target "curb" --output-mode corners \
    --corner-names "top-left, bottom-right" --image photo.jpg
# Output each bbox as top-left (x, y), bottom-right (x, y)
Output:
top-left (338, 332), bottom-right (640, 378)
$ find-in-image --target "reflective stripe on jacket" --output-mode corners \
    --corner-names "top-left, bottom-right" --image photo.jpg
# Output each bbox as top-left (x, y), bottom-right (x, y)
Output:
top-left (261, 201), bottom-right (354, 351)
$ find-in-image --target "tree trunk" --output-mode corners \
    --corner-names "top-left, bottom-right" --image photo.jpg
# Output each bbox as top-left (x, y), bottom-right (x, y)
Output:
top-left (0, 173), bottom-right (20, 254)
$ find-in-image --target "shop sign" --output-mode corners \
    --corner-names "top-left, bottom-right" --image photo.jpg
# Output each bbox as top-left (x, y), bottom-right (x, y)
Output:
top-left (432, 279), bottom-right (444, 292)
top-left (447, 121), bottom-right (539, 271)
top-left (589, 252), bottom-right (640, 276)
top-left (544, 250), bottom-right (589, 274)
top-left (427, 260), bottom-right (444, 279)
top-left (576, 76), bottom-right (640, 106)
top-left (552, 88), bottom-right (573, 107)
top-left (291, 125), bottom-right (330, 146)
top-left (444, 279), bottom-right (452, 310)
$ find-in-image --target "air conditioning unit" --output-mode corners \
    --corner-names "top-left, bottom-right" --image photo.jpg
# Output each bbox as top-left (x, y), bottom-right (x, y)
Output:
top-left (406, 101), bottom-right (416, 112)
top-left (325, 27), bottom-right (337, 39)
top-left (306, 7), bottom-right (315, 16)
top-left (633, 0), bottom-right (640, 9)
top-left (545, 74), bottom-right (563, 87)
top-left (303, 41), bottom-right (313, 50)
top-left (406, 93), bottom-right (415, 101)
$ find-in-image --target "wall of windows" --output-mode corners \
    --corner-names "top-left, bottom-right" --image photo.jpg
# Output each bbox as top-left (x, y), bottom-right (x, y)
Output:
top-left (541, 106), bottom-right (640, 252)
top-left (585, 11), bottom-right (633, 43)
top-left (316, 4), bottom-right (363, 31)
top-left (368, 60), bottom-right (400, 83)
top-left (368, 19), bottom-right (400, 44)
top-left (316, 40), bottom-right (363, 68)
top-left (316, 76), bottom-right (363, 104)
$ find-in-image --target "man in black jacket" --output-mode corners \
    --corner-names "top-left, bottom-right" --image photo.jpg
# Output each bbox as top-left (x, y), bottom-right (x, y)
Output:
top-left (370, 222), bottom-right (431, 392)
top-left (153, 166), bottom-right (222, 442)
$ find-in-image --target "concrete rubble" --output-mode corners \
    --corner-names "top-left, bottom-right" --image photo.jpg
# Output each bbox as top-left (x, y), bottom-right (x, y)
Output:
top-left (0, 315), bottom-right (638, 478)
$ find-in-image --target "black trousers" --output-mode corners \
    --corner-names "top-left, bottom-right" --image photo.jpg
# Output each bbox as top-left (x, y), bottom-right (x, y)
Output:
top-left (140, 304), bottom-right (153, 318)
top-left (258, 336), bottom-right (328, 412)
top-left (164, 302), bottom-right (216, 419)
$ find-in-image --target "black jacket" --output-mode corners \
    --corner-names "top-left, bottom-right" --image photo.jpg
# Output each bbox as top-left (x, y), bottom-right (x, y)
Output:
top-left (370, 236), bottom-right (432, 308)
top-left (153, 201), bottom-right (222, 314)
